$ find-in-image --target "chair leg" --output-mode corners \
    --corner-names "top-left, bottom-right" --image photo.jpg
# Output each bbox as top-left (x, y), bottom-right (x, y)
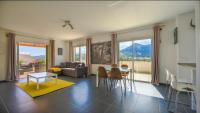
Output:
top-left (98, 78), bottom-right (101, 87)
top-left (120, 80), bottom-right (123, 94)
top-left (108, 78), bottom-right (112, 91)
top-left (167, 87), bottom-right (173, 110)
top-left (187, 92), bottom-right (196, 105)
top-left (115, 80), bottom-right (117, 88)
top-left (112, 80), bottom-right (116, 89)
top-left (133, 82), bottom-right (137, 93)
top-left (128, 76), bottom-right (132, 90)
top-left (105, 78), bottom-right (109, 91)
top-left (175, 91), bottom-right (179, 113)
top-left (124, 78), bottom-right (126, 92)
top-left (192, 92), bottom-right (196, 105)
top-left (103, 79), bottom-right (105, 87)
top-left (167, 86), bottom-right (171, 101)
top-left (165, 82), bottom-right (169, 100)
top-left (123, 78), bottom-right (126, 95)
top-left (114, 80), bottom-right (117, 88)
top-left (110, 79), bottom-right (113, 91)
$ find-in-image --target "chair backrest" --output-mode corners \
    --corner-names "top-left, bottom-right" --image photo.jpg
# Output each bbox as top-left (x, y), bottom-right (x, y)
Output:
top-left (110, 68), bottom-right (122, 80)
top-left (121, 64), bottom-right (128, 69)
top-left (170, 74), bottom-right (177, 89)
top-left (98, 66), bottom-right (108, 78)
top-left (165, 69), bottom-right (171, 83)
top-left (111, 64), bottom-right (118, 68)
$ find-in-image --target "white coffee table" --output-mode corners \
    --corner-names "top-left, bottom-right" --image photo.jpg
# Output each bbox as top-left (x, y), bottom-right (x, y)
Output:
top-left (27, 72), bottom-right (58, 90)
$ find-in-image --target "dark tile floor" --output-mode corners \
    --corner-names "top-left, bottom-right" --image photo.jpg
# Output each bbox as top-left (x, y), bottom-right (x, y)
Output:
top-left (0, 76), bottom-right (196, 113)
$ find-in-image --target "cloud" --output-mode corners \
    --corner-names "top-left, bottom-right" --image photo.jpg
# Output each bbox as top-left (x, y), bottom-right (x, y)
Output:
top-left (19, 52), bottom-right (31, 55)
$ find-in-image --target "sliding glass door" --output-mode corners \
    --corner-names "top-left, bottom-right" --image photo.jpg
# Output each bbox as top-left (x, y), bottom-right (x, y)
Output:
top-left (119, 39), bottom-right (151, 82)
top-left (17, 42), bottom-right (47, 78)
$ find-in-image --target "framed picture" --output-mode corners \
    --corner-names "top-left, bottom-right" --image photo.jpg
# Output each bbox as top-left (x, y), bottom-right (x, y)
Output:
top-left (91, 41), bottom-right (111, 64)
top-left (58, 48), bottom-right (63, 55)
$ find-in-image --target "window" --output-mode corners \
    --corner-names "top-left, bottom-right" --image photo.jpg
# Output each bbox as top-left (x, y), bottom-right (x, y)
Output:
top-left (17, 42), bottom-right (47, 78)
top-left (118, 39), bottom-right (152, 82)
top-left (74, 46), bottom-right (86, 63)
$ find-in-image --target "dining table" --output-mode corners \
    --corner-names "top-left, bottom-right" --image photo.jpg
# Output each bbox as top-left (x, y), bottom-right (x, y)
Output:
top-left (96, 66), bottom-right (134, 91)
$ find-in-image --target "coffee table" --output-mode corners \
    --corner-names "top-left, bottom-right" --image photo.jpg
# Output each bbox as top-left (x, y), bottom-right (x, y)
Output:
top-left (27, 72), bottom-right (58, 90)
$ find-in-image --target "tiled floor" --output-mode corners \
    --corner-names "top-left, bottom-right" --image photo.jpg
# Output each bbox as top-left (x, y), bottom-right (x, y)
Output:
top-left (0, 76), bottom-right (196, 113)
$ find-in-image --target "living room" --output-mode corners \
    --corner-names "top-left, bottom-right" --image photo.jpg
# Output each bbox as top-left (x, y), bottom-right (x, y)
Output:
top-left (0, 1), bottom-right (200, 113)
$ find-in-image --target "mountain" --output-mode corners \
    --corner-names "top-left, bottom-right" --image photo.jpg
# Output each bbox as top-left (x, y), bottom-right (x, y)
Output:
top-left (120, 43), bottom-right (151, 58)
top-left (32, 55), bottom-right (46, 59)
top-left (19, 54), bottom-right (36, 64)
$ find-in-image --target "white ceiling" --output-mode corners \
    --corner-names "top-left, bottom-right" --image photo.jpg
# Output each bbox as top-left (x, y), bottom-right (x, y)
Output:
top-left (0, 1), bottom-right (195, 40)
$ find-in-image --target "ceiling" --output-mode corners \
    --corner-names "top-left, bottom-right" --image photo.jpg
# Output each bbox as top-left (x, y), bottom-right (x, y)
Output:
top-left (0, 1), bottom-right (195, 40)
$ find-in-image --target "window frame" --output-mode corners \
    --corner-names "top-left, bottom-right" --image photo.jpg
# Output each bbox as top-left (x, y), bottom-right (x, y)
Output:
top-left (73, 45), bottom-right (86, 63)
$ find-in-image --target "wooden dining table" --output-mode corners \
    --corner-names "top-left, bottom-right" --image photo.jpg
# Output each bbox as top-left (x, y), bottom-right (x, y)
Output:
top-left (96, 66), bottom-right (134, 91)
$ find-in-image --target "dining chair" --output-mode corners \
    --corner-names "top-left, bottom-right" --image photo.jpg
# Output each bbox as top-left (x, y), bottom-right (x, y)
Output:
top-left (121, 64), bottom-right (129, 77)
top-left (165, 69), bottom-right (171, 101)
top-left (109, 68), bottom-right (125, 94)
top-left (111, 64), bottom-right (118, 68)
top-left (167, 74), bottom-right (196, 113)
top-left (98, 66), bottom-right (109, 90)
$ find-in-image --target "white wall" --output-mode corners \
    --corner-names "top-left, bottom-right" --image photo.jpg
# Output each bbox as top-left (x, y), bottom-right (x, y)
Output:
top-left (54, 40), bottom-right (69, 65)
top-left (176, 11), bottom-right (196, 83)
top-left (72, 38), bottom-right (86, 47)
top-left (195, 2), bottom-right (200, 113)
top-left (117, 29), bottom-right (153, 42)
top-left (159, 19), bottom-right (177, 83)
top-left (16, 35), bottom-right (49, 44)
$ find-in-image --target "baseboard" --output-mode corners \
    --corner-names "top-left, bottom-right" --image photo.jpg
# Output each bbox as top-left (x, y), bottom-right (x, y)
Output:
top-left (0, 80), bottom-right (7, 83)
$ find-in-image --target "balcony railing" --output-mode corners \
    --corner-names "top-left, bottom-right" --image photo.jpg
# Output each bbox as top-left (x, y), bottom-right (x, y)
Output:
top-left (119, 60), bottom-right (151, 82)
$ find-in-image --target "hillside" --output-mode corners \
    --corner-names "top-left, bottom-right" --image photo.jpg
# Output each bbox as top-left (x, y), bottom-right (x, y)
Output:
top-left (120, 43), bottom-right (151, 59)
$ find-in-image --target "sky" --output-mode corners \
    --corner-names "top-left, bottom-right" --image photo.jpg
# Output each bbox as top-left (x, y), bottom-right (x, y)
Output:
top-left (119, 39), bottom-right (151, 50)
top-left (19, 46), bottom-right (46, 56)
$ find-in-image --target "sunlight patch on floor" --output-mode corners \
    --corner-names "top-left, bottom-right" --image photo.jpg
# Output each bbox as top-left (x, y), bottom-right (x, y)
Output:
top-left (126, 82), bottom-right (164, 99)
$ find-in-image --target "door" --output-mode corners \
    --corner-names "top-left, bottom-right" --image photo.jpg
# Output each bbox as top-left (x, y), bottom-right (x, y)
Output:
top-left (17, 42), bottom-right (47, 78)
top-left (118, 38), bottom-right (152, 82)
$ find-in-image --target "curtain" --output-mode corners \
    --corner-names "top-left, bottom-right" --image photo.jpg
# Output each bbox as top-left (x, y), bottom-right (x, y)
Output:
top-left (86, 38), bottom-right (92, 74)
top-left (69, 41), bottom-right (73, 62)
top-left (6, 33), bottom-right (18, 81)
top-left (48, 40), bottom-right (55, 69)
top-left (111, 33), bottom-right (117, 64)
top-left (151, 25), bottom-right (161, 84)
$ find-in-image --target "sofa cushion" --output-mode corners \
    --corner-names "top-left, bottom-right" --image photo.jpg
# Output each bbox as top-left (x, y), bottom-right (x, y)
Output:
top-left (65, 62), bottom-right (71, 68)
top-left (60, 62), bottom-right (66, 68)
top-left (62, 68), bottom-right (76, 77)
top-left (70, 62), bottom-right (78, 68)
top-left (62, 68), bottom-right (75, 71)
